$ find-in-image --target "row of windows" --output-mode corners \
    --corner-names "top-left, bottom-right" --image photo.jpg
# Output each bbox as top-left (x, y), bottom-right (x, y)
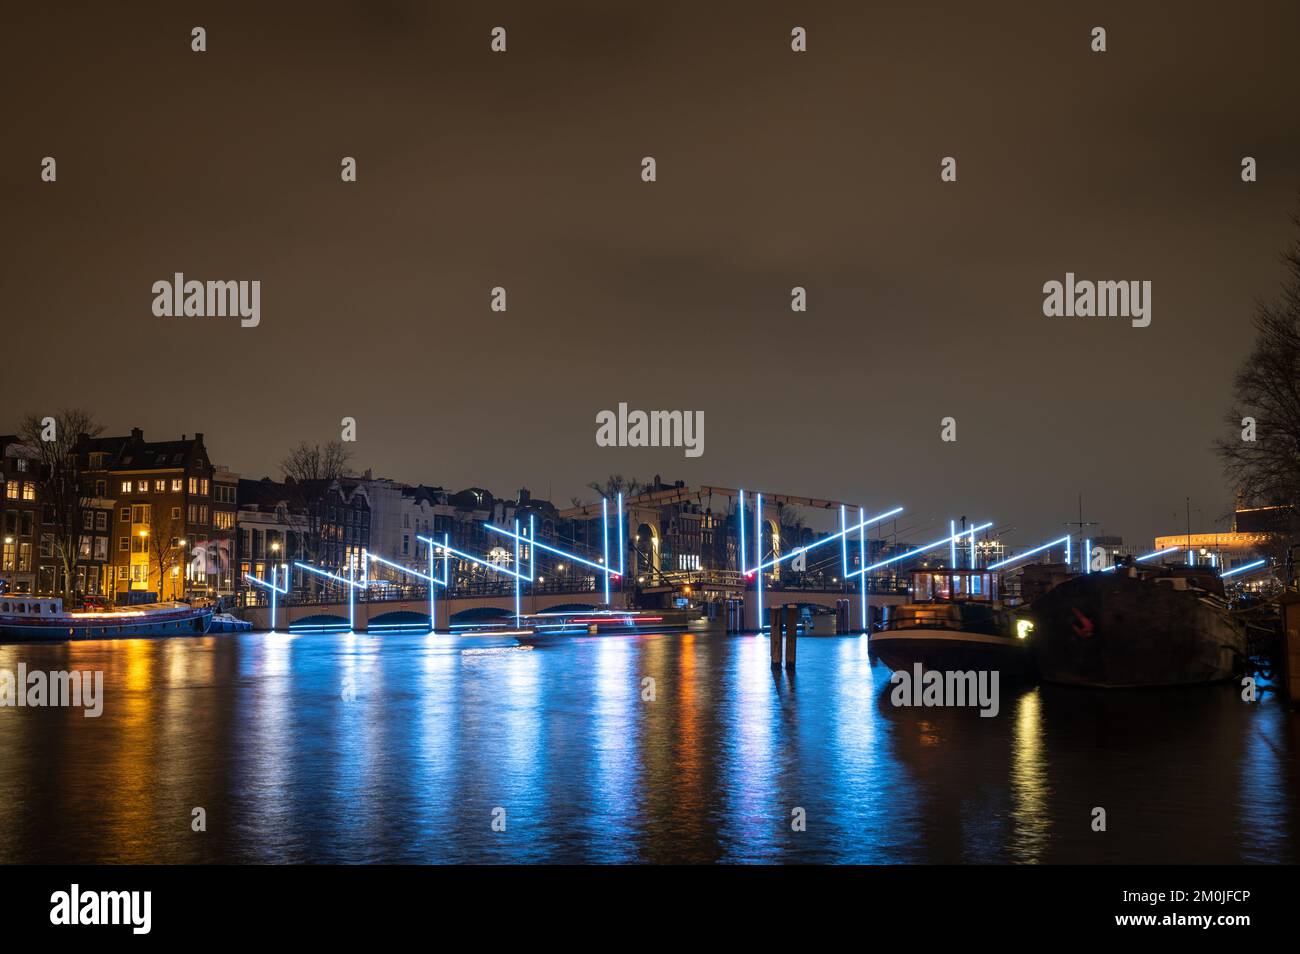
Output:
top-left (115, 503), bottom-right (213, 526)
top-left (3, 481), bottom-right (36, 501)
top-left (119, 476), bottom-right (212, 495)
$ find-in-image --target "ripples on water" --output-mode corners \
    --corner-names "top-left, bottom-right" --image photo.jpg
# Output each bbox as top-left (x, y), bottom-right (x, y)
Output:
top-left (0, 627), bottom-right (1295, 863)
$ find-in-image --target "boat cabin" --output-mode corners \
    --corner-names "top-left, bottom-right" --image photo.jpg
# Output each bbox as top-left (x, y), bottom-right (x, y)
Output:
top-left (0, 597), bottom-right (64, 616)
top-left (910, 568), bottom-right (998, 603)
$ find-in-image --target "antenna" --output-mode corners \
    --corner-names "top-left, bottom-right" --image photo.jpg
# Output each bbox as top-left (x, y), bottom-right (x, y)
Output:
top-left (1063, 492), bottom-right (1098, 571)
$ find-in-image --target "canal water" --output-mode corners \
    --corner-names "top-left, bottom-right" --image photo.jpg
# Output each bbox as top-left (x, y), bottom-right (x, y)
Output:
top-left (0, 627), bottom-right (1295, 863)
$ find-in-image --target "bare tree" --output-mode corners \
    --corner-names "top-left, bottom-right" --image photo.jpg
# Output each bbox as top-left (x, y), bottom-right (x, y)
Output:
top-left (18, 408), bottom-right (103, 601)
top-left (586, 474), bottom-right (644, 500)
top-left (279, 440), bottom-right (353, 566)
top-left (1217, 203), bottom-right (1300, 555)
top-left (145, 506), bottom-right (186, 601)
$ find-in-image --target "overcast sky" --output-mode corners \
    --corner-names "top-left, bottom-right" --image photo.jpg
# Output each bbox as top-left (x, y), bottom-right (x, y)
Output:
top-left (5, 1), bottom-right (1299, 546)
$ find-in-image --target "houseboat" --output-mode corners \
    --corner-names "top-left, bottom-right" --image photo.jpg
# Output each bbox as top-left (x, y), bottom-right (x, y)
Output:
top-left (0, 596), bottom-right (214, 642)
top-left (1027, 561), bottom-right (1250, 687)
top-left (870, 567), bottom-right (1034, 678)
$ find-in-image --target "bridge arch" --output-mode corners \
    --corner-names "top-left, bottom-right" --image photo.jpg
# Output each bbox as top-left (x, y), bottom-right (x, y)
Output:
top-left (634, 522), bottom-right (660, 578)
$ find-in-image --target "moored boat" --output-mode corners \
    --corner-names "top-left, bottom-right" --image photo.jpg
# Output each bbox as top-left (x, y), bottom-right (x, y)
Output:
top-left (0, 596), bottom-right (214, 642)
top-left (1026, 562), bottom-right (1249, 687)
top-left (870, 568), bottom-right (1034, 678)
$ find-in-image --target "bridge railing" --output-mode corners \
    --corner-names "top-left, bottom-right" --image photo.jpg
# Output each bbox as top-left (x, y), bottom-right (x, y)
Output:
top-left (763, 575), bottom-right (913, 596)
top-left (236, 570), bottom-right (911, 608)
top-left (238, 576), bottom-right (604, 607)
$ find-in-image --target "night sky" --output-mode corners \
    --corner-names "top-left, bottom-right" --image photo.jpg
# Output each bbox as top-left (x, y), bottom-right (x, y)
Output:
top-left (5, 1), bottom-right (1299, 546)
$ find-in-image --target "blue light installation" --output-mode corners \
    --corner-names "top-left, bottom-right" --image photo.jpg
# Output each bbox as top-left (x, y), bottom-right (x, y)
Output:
top-left (755, 492), bottom-right (763, 630)
top-left (294, 561), bottom-right (365, 630)
top-left (740, 490), bottom-right (747, 577)
top-left (417, 536), bottom-right (531, 581)
top-left (617, 491), bottom-right (625, 577)
top-left (1097, 545), bottom-right (1182, 572)
top-left (1139, 546), bottom-right (1181, 562)
top-left (949, 520), bottom-right (957, 568)
top-left (244, 563), bottom-right (289, 632)
top-left (363, 535), bottom-right (449, 632)
top-left (1084, 537), bottom-right (1092, 574)
top-left (986, 535), bottom-right (1070, 571)
top-left (1221, 558), bottom-right (1266, 579)
top-left (857, 523), bottom-right (993, 575)
top-left (751, 506), bottom-right (903, 575)
top-left (485, 524), bottom-right (619, 576)
top-left (602, 499), bottom-right (610, 607)
top-left (859, 506), bottom-right (867, 630)
top-left (840, 506), bottom-right (848, 583)
top-left (484, 494), bottom-right (622, 608)
top-left (424, 518), bottom-right (535, 626)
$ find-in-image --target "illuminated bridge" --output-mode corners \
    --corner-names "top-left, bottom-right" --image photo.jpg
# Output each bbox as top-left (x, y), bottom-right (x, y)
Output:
top-left (239, 485), bottom-right (1004, 634)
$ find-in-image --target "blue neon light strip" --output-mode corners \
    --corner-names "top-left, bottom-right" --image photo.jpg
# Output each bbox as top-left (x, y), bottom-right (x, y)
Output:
top-left (365, 550), bottom-right (447, 586)
top-left (416, 535), bottom-right (533, 581)
top-left (755, 492), bottom-right (763, 629)
top-left (750, 506), bottom-right (904, 574)
top-left (485, 524), bottom-right (620, 576)
top-left (842, 509), bottom-right (852, 582)
top-left (859, 506), bottom-right (867, 630)
top-left (295, 561), bottom-right (363, 630)
top-left (245, 564), bottom-right (289, 632)
top-left (1221, 558), bottom-right (1266, 578)
top-left (987, 535), bottom-right (1070, 571)
top-left (617, 491), bottom-right (625, 577)
top-left (602, 500), bottom-right (610, 606)
top-left (294, 561), bottom-right (364, 589)
top-left (858, 523), bottom-right (994, 575)
top-left (364, 541), bottom-right (449, 634)
top-left (1139, 546), bottom-right (1181, 561)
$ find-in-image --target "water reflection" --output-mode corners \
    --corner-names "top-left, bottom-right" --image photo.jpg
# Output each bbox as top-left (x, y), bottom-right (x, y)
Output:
top-left (0, 628), bottom-right (1295, 863)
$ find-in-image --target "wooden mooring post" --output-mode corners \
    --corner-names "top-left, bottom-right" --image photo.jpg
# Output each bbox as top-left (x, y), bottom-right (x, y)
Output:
top-left (770, 604), bottom-right (798, 669)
